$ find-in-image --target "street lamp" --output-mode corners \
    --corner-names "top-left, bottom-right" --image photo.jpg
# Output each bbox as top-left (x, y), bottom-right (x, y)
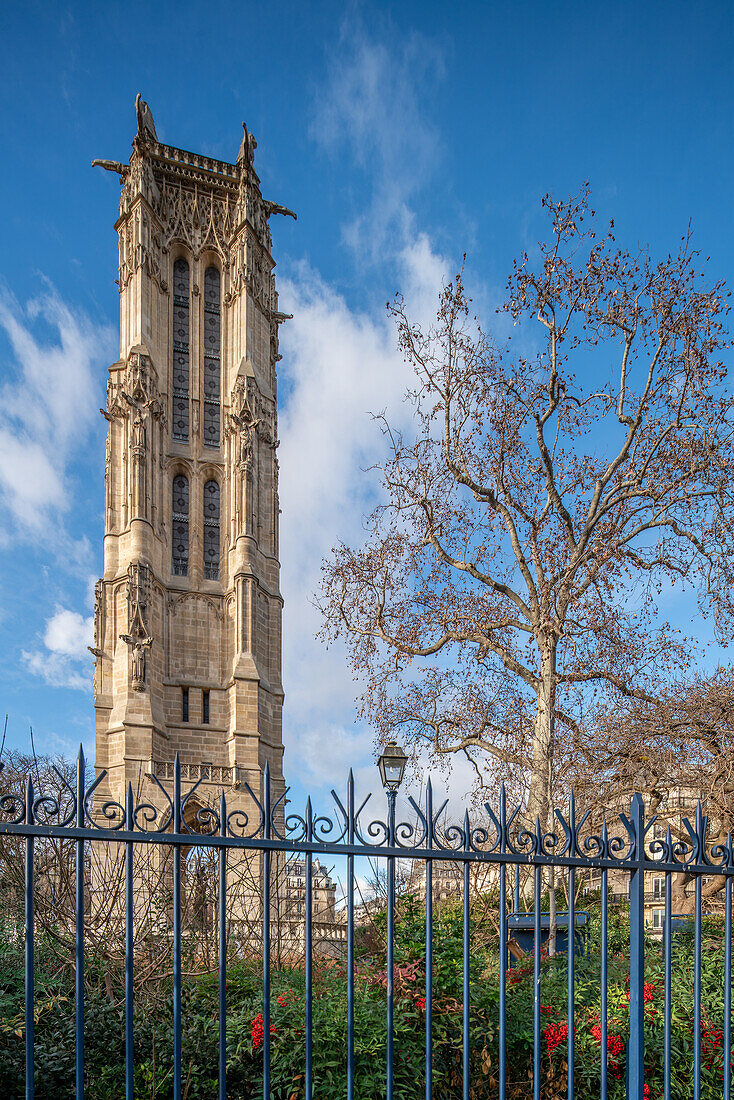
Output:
top-left (377, 741), bottom-right (408, 793)
top-left (376, 740), bottom-right (407, 1090)
top-left (378, 741), bottom-right (408, 848)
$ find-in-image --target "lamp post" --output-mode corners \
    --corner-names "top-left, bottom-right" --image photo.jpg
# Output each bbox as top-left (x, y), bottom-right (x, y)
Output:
top-left (377, 740), bottom-right (408, 847)
top-left (377, 741), bottom-right (407, 1100)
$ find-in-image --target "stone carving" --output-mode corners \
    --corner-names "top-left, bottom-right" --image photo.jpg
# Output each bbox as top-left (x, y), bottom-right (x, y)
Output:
top-left (104, 433), bottom-right (111, 504)
top-left (227, 377), bottom-right (256, 468)
top-left (126, 562), bottom-right (151, 634)
top-left (262, 199), bottom-right (297, 221)
top-left (135, 94), bottom-right (157, 143)
top-left (116, 205), bottom-right (166, 293)
top-left (151, 178), bottom-right (234, 259)
top-left (121, 562), bottom-right (153, 691)
top-left (237, 123), bottom-right (257, 167)
top-left (227, 375), bottom-right (277, 456)
top-left (127, 352), bottom-right (159, 408)
top-left (119, 633), bottom-right (153, 691)
top-left (92, 159), bottom-right (129, 179)
top-left (103, 352), bottom-right (162, 422)
top-left (254, 390), bottom-right (276, 448)
top-left (225, 228), bottom-right (274, 312)
top-left (93, 580), bottom-right (104, 652)
top-left (102, 353), bottom-right (162, 522)
top-left (132, 412), bottom-right (146, 451)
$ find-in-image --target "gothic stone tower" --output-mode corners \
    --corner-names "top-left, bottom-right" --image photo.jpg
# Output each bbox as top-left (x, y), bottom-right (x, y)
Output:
top-left (92, 97), bottom-right (290, 811)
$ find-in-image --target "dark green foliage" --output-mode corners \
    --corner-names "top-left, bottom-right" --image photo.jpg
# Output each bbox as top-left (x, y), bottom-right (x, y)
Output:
top-left (0, 902), bottom-right (730, 1098)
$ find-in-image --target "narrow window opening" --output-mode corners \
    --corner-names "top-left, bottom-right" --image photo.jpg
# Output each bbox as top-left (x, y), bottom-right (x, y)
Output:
top-left (182, 687), bottom-right (189, 723)
top-left (203, 479), bottom-right (220, 580)
top-left (172, 475), bottom-right (189, 576)
top-left (202, 689), bottom-right (210, 725)
top-left (172, 258), bottom-right (190, 442)
top-left (203, 266), bottom-right (221, 447)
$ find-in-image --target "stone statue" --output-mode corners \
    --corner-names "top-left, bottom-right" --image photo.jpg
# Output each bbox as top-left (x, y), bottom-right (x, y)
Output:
top-left (135, 93), bottom-right (157, 142)
top-left (132, 412), bottom-right (146, 451)
top-left (239, 422), bottom-right (253, 468)
top-left (237, 123), bottom-right (257, 166)
top-left (119, 632), bottom-right (153, 691)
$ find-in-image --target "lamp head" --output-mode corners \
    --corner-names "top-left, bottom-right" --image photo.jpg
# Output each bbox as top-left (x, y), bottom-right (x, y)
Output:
top-left (377, 741), bottom-right (408, 792)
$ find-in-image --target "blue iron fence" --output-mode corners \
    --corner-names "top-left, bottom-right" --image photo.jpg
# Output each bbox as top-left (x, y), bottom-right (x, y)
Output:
top-left (0, 747), bottom-right (732, 1100)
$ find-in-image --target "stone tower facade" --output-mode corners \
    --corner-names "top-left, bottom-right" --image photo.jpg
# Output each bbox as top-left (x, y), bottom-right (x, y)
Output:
top-left (92, 97), bottom-right (290, 811)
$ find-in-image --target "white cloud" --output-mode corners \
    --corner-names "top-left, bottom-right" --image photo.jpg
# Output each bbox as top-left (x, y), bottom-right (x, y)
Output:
top-left (285, 721), bottom-right (375, 790)
top-left (0, 285), bottom-right (112, 538)
top-left (43, 608), bottom-right (94, 658)
top-left (278, 237), bottom-right (451, 785)
top-left (311, 21), bottom-right (444, 261)
top-left (275, 22), bottom-right (458, 794)
top-left (22, 606), bottom-right (93, 692)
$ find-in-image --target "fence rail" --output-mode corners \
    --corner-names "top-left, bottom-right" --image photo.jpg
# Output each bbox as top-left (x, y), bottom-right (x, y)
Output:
top-left (1, 746), bottom-right (732, 1100)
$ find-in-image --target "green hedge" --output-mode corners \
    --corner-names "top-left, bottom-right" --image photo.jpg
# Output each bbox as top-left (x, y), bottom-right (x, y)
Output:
top-left (0, 898), bottom-right (729, 1099)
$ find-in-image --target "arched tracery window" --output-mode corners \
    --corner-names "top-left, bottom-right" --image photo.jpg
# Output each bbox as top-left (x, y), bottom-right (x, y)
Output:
top-left (172, 259), bottom-right (190, 442)
top-left (203, 479), bottom-right (220, 580)
top-left (172, 475), bottom-right (189, 576)
top-left (203, 266), bottom-right (221, 448)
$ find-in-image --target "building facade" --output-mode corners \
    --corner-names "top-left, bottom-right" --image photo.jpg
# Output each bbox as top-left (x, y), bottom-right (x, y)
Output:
top-left (92, 97), bottom-right (291, 815)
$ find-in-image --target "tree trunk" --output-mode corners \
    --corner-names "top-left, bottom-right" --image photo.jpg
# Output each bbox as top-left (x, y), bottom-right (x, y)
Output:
top-left (672, 873), bottom-right (692, 915)
top-left (527, 641), bottom-right (558, 953)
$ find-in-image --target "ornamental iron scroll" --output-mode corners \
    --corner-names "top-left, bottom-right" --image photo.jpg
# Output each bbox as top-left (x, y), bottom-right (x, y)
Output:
top-left (2, 745), bottom-right (734, 877)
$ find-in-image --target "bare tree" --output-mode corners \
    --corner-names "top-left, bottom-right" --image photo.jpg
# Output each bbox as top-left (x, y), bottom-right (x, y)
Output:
top-left (571, 666), bottom-right (734, 913)
top-left (0, 749), bottom-right (344, 987)
top-left (318, 187), bottom-right (734, 847)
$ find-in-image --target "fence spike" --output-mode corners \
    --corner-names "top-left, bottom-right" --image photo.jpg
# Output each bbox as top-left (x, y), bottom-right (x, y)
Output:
top-left (25, 774), bottom-right (34, 824)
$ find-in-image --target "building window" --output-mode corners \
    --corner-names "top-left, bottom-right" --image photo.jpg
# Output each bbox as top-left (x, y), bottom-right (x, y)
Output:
top-left (652, 908), bottom-right (665, 930)
top-left (172, 475), bottom-right (189, 576)
top-left (203, 479), bottom-right (220, 579)
top-left (652, 877), bottom-right (664, 900)
top-left (202, 689), bottom-right (210, 725)
top-left (172, 258), bottom-right (190, 442)
top-left (182, 687), bottom-right (189, 723)
top-left (203, 266), bottom-right (220, 448)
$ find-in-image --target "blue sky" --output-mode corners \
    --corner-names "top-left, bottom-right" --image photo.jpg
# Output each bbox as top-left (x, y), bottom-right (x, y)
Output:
top-left (0, 0), bottom-right (732, 811)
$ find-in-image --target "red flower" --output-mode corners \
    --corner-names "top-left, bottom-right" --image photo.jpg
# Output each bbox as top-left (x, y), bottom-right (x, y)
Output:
top-left (625, 982), bottom-right (655, 1004)
top-left (702, 1023), bottom-right (725, 1072)
top-left (415, 996), bottom-right (427, 1011)
top-left (590, 1024), bottom-right (625, 1060)
top-left (251, 1012), bottom-right (277, 1051)
top-left (540, 1005), bottom-right (552, 1017)
top-left (544, 1022), bottom-right (569, 1054)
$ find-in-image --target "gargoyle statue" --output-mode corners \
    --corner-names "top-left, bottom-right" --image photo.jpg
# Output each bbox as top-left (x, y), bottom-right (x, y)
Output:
top-left (91, 159), bottom-right (128, 179)
top-left (262, 199), bottom-right (297, 221)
